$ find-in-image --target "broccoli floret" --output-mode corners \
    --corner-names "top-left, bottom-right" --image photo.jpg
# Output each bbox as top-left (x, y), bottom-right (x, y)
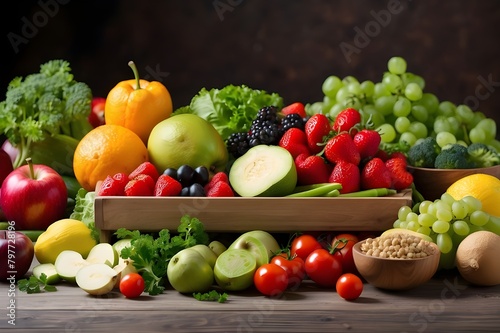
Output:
top-left (407, 137), bottom-right (441, 168)
top-left (434, 144), bottom-right (473, 169)
top-left (466, 143), bottom-right (500, 168)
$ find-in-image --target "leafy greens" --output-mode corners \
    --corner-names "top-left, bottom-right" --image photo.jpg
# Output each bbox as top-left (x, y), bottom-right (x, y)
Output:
top-left (174, 84), bottom-right (283, 140)
top-left (115, 215), bottom-right (210, 295)
top-left (0, 59), bottom-right (93, 174)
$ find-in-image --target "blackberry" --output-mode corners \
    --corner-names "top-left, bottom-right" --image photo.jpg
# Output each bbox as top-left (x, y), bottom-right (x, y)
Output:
top-left (254, 106), bottom-right (280, 124)
top-left (226, 132), bottom-right (250, 158)
top-left (247, 106), bottom-right (282, 146)
top-left (280, 113), bottom-right (306, 133)
top-left (248, 120), bottom-right (281, 146)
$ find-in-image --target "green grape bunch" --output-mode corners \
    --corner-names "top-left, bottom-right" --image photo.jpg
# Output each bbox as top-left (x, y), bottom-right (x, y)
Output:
top-left (393, 193), bottom-right (500, 269)
top-left (307, 56), bottom-right (500, 157)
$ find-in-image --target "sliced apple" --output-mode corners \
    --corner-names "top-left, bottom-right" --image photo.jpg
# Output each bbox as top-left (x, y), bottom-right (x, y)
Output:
top-left (86, 243), bottom-right (118, 267)
top-left (54, 250), bottom-right (89, 283)
top-left (76, 263), bottom-right (118, 296)
top-left (214, 248), bottom-right (257, 291)
top-left (113, 260), bottom-right (138, 288)
top-left (32, 263), bottom-right (60, 285)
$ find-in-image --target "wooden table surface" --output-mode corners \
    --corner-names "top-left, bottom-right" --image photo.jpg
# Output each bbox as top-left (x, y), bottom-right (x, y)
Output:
top-left (1, 260), bottom-right (499, 333)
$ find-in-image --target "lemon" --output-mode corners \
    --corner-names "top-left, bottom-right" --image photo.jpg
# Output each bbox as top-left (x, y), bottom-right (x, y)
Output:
top-left (34, 219), bottom-right (97, 264)
top-left (446, 174), bottom-right (500, 217)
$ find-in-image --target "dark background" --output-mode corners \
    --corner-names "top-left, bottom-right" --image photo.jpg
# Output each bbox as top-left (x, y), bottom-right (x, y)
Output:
top-left (1, 0), bottom-right (499, 125)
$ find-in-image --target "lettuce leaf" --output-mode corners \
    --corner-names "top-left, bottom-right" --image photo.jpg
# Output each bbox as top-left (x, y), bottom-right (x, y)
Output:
top-left (173, 84), bottom-right (283, 140)
top-left (70, 188), bottom-right (99, 243)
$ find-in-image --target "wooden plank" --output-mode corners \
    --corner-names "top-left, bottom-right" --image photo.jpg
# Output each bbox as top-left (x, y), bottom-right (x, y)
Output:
top-left (95, 190), bottom-right (412, 241)
top-left (3, 275), bottom-right (499, 332)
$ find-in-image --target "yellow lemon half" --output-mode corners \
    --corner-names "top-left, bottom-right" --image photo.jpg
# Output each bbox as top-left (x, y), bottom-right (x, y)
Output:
top-left (34, 219), bottom-right (97, 264)
top-left (446, 173), bottom-right (500, 217)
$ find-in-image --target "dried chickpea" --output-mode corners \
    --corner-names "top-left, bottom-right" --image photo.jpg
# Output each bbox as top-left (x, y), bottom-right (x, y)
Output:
top-left (360, 233), bottom-right (436, 259)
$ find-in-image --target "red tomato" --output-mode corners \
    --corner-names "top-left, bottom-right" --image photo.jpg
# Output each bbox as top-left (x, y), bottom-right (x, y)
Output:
top-left (271, 253), bottom-right (306, 289)
top-left (253, 263), bottom-right (289, 297)
top-left (290, 234), bottom-right (323, 261)
top-left (336, 273), bottom-right (363, 300)
top-left (119, 273), bottom-right (145, 298)
top-left (332, 233), bottom-right (359, 275)
top-left (304, 248), bottom-right (343, 288)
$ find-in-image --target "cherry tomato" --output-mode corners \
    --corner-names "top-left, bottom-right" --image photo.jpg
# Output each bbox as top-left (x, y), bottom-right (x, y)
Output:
top-left (290, 234), bottom-right (323, 261)
top-left (336, 273), bottom-right (363, 300)
top-left (271, 253), bottom-right (306, 289)
top-left (119, 273), bottom-right (145, 298)
top-left (304, 248), bottom-right (343, 288)
top-left (332, 233), bottom-right (359, 275)
top-left (253, 263), bottom-right (289, 297)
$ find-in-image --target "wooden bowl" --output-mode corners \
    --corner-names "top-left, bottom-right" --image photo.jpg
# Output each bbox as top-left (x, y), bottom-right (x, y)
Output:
top-left (408, 165), bottom-right (500, 201)
top-left (352, 239), bottom-right (440, 290)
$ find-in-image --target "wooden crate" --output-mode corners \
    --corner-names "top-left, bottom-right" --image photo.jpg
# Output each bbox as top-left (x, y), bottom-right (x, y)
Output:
top-left (94, 189), bottom-right (412, 242)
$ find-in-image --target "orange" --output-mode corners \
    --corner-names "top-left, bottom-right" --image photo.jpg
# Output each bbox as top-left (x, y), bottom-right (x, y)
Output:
top-left (446, 173), bottom-right (500, 217)
top-left (73, 124), bottom-right (149, 191)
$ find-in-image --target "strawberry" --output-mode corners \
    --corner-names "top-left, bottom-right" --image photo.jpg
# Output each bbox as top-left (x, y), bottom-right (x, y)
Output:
top-left (332, 108), bottom-right (361, 134)
top-left (279, 128), bottom-right (311, 159)
top-left (390, 151), bottom-right (408, 163)
top-left (360, 157), bottom-right (392, 190)
top-left (154, 174), bottom-right (182, 196)
top-left (204, 172), bottom-right (229, 193)
top-left (124, 174), bottom-right (155, 196)
top-left (294, 153), bottom-right (330, 185)
top-left (97, 172), bottom-right (128, 196)
top-left (385, 157), bottom-right (413, 191)
top-left (353, 129), bottom-right (381, 160)
top-left (374, 149), bottom-right (390, 162)
top-left (304, 114), bottom-right (331, 154)
top-left (128, 161), bottom-right (160, 182)
top-left (206, 181), bottom-right (235, 197)
top-left (328, 160), bottom-right (360, 194)
top-left (323, 133), bottom-right (361, 166)
top-left (281, 102), bottom-right (307, 118)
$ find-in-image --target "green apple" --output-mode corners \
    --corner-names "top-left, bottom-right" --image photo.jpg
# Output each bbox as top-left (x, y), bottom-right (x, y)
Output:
top-left (32, 263), bottom-right (60, 285)
top-left (167, 248), bottom-right (214, 294)
top-left (209, 240), bottom-right (227, 257)
top-left (214, 248), bottom-right (257, 291)
top-left (86, 243), bottom-right (118, 267)
top-left (147, 114), bottom-right (228, 174)
top-left (228, 235), bottom-right (269, 267)
top-left (54, 250), bottom-right (89, 283)
top-left (189, 244), bottom-right (218, 269)
top-left (229, 145), bottom-right (297, 197)
top-left (76, 263), bottom-right (118, 296)
top-left (112, 238), bottom-right (133, 265)
top-left (229, 230), bottom-right (281, 266)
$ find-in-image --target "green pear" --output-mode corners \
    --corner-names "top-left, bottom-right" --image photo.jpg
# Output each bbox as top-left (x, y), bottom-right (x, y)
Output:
top-left (147, 114), bottom-right (228, 174)
top-left (167, 248), bottom-right (214, 294)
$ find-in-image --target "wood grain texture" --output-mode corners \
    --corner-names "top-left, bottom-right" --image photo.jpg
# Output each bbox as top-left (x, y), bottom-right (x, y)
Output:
top-left (2, 270), bottom-right (499, 332)
top-left (95, 190), bottom-right (412, 242)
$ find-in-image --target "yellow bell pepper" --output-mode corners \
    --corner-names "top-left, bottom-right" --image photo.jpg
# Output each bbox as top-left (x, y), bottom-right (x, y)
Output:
top-left (104, 61), bottom-right (173, 144)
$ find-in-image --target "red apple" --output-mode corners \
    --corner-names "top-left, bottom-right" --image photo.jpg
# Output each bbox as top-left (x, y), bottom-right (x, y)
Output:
top-left (88, 97), bottom-right (106, 128)
top-left (0, 148), bottom-right (14, 186)
top-left (0, 228), bottom-right (34, 281)
top-left (0, 158), bottom-right (67, 230)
